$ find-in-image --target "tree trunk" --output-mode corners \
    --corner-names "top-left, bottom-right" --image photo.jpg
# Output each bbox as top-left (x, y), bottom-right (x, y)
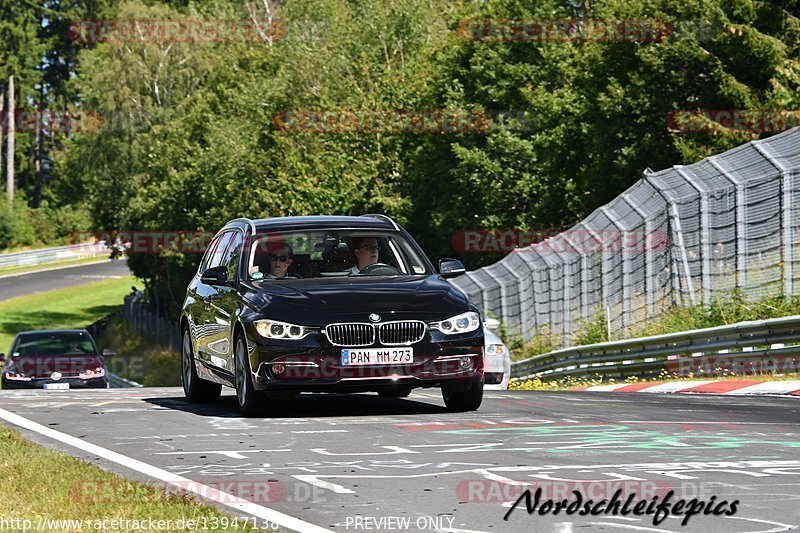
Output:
top-left (6, 75), bottom-right (14, 205)
top-left (0, 90), bottom-right (4, 196)
top-left (34, 89), bottom-right (42, 208)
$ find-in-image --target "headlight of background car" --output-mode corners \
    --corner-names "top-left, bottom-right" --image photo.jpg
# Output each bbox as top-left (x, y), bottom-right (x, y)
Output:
top-left (431, 311), bottom-right (481, 335)
top-left (485, 344), bottom-right (506, 356)
top-left (4, 372), bottom-right (31, 381)
top-left (255, 319), bottom-right (307, 340)
top-left (79, 367), bottom-right (106, 379)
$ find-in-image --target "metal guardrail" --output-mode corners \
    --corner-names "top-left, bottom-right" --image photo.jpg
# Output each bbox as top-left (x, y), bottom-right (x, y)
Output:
top-left (511, 315), bottom-right (800, 380)
top-left (0, 243), bottom-right (107, 269)
top-left (107, 372), bottom-right (143, 388)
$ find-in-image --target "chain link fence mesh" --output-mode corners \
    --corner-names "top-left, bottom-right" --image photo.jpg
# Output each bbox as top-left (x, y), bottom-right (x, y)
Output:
top-left (451, 127), bottom-right (800, 344)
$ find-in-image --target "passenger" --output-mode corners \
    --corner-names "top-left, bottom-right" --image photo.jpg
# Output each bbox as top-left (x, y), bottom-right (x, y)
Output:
top-left (266, 244), bottom-right (295, 279)
top-left (348, 237), bottom-right (381, 274)
top-left (251, 243), bottom-right (296, 279)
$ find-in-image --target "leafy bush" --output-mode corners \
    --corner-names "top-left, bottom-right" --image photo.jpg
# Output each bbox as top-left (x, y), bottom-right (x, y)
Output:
top-left (0, 199), bottom-right (36, 249)
top-left (96, 315), bottom-right (180, 387)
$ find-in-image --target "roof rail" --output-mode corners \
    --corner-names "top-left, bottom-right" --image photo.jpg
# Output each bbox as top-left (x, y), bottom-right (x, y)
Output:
top-left (361, 214), bottom-right (400, 231)
top-left (227, 217), bottom-right (256, 233)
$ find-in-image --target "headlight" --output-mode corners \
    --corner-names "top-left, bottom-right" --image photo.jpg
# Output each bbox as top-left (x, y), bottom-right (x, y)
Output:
top-left (79, 367), bottom-right (106, 379)
top-left (486, 344), bottom-right (506, 356)
top-left (430, 311), bottom-right (481, 335)
top-left (255, 320), bottom-right (307, 340)
top-left (4, 372), bottom-right (32, 381)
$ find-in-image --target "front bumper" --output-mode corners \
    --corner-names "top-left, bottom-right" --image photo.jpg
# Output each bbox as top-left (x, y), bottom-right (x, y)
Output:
top-left (1, 377), bottom-right (108, 390)
top-left (244, 322), bottom-right (483, 393)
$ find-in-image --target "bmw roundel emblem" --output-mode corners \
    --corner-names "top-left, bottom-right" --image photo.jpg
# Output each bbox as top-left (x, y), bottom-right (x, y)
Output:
top-left (369, 313), bottom-right (381, 323)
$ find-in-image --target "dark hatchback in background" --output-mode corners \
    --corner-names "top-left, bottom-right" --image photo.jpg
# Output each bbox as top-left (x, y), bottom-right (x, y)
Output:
top-left (181, 215), bottom-right (484, 416)
top-left (0, 330), bottom-right (113, 390)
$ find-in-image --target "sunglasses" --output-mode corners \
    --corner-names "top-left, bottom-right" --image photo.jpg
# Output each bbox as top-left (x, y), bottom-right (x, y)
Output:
top-left (269, 254), bottom-right (291, 262)
top-left (357, 245), bottom-right (381, 252)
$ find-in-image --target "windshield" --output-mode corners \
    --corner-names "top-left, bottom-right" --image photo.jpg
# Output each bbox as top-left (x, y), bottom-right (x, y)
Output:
top-left (13, 333), bottom-right (97, 357)
top-left (246, 230), bottom-right (431, 280)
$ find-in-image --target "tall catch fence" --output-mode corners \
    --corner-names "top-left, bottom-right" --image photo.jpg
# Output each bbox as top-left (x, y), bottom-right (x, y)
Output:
top-left (451, 127), bottom-right (800, 344)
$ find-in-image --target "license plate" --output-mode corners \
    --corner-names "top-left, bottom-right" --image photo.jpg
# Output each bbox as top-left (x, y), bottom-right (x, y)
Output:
top-left (44, 383), bottom-right (69, 390)
top-left (341, 348), bottom-right (413, 366)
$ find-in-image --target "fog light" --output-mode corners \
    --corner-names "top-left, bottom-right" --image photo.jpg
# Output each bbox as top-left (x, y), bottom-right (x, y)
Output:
top-left (272, 364), bottom-right (285, 375)
top-left (459, 356), bottom-right (473, 369)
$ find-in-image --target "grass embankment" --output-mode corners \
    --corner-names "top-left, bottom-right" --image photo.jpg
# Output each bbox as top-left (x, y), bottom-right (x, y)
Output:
top-left (0, 276), bottom-right (137, 352)
top-left (509, 291), bottom-right (800, 389)
top-left (0, 425), bottom-right (262, 531)
top-left (0, 256), bottom-right (110, 277)
top-left (96, 315), bottom-right (181, 387)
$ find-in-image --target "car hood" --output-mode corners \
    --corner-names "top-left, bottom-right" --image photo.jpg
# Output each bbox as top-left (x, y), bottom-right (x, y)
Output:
top-left (5, 355), bottom-right (104, 378)
top-left (242, 275), bottom-right (471, 324)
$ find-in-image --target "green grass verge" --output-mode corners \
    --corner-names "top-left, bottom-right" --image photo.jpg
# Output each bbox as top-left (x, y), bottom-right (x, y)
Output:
top-left (0, 275), bottom-right (137, 354)
top-left (0, 425), bottom-right (264, 531)
top-left (96, 315), bottom-right (181, 387)
top-left (0, 256), bottom-right (110, 277)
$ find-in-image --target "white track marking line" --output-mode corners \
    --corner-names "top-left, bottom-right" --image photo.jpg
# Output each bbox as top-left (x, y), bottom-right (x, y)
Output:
top-left (0, 408), bottom-right (328, 533)
top-left (0, 259), bottom-right (112, 280)
top-left (585, 384), bottom-right (629, 392)
top-left (725, 516), bottom-right (796, 532)
top-left (725, 381), bottom-right (800, 395)
top-left (636, 381), bottom-right (715, 393)
top-left (589, 522), bottom-right (679, 532)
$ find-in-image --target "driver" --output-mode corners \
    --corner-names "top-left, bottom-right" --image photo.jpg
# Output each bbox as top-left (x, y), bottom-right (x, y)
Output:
top-left (348, 237), bottom-right (380, 274)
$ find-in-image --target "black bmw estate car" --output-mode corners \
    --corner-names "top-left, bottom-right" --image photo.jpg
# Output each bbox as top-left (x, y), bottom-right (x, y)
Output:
top-left (180, 215), bottom-right (484, 416)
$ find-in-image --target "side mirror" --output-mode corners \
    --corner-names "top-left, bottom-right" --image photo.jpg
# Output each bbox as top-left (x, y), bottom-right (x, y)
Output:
top-left (102, 348), bottom-right (116, 357)
top-left (201, 265), bottom-right (229, 285)
top-left (439, 258), bottom-right (466, 279)
top-left (485, 318), bottom-right (501, 331)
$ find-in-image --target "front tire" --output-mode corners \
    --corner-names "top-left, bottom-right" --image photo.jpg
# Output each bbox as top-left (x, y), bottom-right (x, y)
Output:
top-left (182, 329), bottom-right (221, 402)
top-left (442, 381), bottom-right (483, 412)
top-left (234, 334), bottom-right (266, 417)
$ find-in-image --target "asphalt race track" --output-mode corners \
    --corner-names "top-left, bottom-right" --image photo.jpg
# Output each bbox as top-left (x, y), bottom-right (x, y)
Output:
top-left (0, 388), bottom-right (799, 532)
top-left (0, 260), bottom-right (131, 302)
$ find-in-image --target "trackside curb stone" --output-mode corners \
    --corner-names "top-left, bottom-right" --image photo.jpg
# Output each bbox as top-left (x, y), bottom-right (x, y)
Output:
top-left (572, 379), bottom-right (800, 396)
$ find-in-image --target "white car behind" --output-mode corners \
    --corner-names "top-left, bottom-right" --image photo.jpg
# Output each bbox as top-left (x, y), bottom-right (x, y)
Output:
top-left (483, 318), bottom-right (510, 390)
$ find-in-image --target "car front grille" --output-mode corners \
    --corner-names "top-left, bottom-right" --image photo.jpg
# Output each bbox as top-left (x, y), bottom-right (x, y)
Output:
top-left (378, 321), bottom-right (426, 346)
top-left (325, 323), bottom-right (375, 347)
top-left (325, 321), bottom-right (427, 347)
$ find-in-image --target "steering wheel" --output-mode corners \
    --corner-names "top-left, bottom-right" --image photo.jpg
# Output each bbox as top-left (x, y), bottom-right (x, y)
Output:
top-left (358, 263), bottom-right (402, 276)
